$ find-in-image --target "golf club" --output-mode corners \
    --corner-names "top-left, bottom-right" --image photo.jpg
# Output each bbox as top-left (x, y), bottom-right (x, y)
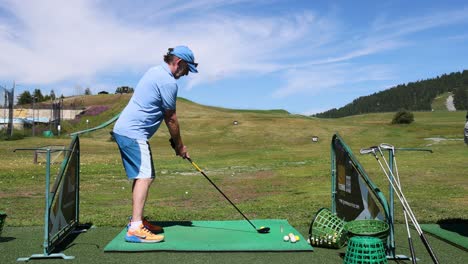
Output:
top-left (375, 146), bottom-right (437, 263)
top-left (360, 146), bottom-right (439, 264)
top-left (379, 143), bottom-right (417, 264)
top-left (169, 139), bottom-right (270, 234)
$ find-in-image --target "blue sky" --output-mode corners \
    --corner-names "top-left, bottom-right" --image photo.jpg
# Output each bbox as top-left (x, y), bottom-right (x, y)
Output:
top-left (0, 0), bottom-right (467, 114)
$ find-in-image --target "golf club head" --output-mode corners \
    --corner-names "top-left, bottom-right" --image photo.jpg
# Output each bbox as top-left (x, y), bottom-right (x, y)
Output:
top-left (257, 227), bottom-right (270, 233)
top-left (360, 147), bottom-right (377, 155)
top-left (380, 143), bottom-right (395, 151)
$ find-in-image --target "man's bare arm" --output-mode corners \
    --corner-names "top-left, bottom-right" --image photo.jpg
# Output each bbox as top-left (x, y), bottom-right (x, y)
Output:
top-left (164, 109), bottom-right (188, 158)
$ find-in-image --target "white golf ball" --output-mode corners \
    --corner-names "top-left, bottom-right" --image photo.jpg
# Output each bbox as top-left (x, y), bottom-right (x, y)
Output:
top-left (185, 191), bottom-right (188, 194)
top-left (283, 235), bottom-right (290, 242)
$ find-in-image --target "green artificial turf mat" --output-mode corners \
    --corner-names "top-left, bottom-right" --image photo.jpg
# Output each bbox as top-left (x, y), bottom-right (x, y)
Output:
top-left (420, 223), bottom-right (468, 250)
top-left (104, 219), bottom-right (313, 252)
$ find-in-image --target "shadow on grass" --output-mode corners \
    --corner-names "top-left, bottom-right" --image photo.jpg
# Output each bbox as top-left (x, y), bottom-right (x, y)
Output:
top-left (436, 218), bottom-right (468, 237)
top-left (0, 236), bottom-right (16, 243)
top-left (148, 221), bottom-right (270, 234)
top-left (53, 223), bottom-right (98, 252)
top-left (147, 221), bottom-right (193, 234)
top-left (149, 221), bottom-right (193, 228)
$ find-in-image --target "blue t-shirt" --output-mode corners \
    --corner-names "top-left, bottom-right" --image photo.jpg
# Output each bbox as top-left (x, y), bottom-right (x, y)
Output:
top-left (113, 64), bottom-right (177, 140)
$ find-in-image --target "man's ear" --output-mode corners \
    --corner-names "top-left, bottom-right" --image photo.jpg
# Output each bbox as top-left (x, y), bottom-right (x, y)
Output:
top-left (173, 58), bottom-right (181, 66)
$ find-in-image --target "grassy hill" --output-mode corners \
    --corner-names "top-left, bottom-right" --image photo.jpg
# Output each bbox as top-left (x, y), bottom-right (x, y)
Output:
top-left (58, 95), bottom-right (291, 136)
top-left (0, 94), bottom-right (467, 230)
top-left (59, 94), bottom-right (131, 134)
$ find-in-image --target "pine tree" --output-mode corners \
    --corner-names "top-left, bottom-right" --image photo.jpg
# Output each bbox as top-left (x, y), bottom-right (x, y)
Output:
top-left (454, 87), bottom-right (468, 110)
top-left (17, 91), bottom-right (33, 105)
top-left (33, 88), bottom-right (44, 102)
top-left (85, 87), bottom-right (92, 95)
top-left (50, 89), bottom-right (56, 100)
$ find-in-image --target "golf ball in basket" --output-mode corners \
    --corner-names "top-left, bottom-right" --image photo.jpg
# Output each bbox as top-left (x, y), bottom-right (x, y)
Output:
top-left (283, 235), bottom-right (290, 242)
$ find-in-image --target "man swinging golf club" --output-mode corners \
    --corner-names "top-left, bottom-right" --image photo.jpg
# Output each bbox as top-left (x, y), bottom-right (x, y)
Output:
top-left (112, 46), bottom-right (198, 243)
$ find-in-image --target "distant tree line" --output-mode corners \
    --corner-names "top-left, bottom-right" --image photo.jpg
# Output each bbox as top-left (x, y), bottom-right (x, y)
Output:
top-left (314, 70), bottom-right (468, 118)
top-left (453, 85), bottom-right (468, 110)
top-left (15, 84), bottom-right (135, 106)
top-left (17, 89), bottom-right (57, 105)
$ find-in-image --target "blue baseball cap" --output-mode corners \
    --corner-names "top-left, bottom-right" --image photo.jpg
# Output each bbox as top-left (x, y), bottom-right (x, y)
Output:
top-left (170, 46), bottom-right (198, 73)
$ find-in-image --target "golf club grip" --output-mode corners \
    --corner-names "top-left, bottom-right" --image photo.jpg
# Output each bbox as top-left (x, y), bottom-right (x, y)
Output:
top-left (186, 159), bottom-right (258, 230)
top-left (188, 159), bottom-right (202, 172)
top-left (420, 233), bottom-right (439, 264)
top-left (408, 238), bottom-right (417, 264)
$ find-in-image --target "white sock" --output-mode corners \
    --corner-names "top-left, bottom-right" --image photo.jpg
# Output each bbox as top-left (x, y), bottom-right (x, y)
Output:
top-left (129, 220), bottom-right (142, 230)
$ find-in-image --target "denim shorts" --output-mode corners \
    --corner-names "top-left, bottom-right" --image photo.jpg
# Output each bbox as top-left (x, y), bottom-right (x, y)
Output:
top-left (112, 132), bottom-right (155, 179)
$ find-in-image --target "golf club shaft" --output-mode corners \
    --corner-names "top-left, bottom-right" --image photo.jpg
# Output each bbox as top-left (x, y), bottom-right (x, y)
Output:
top-left (405, 211), bottom-right (417, 264)
top-left (362, 147), bottom-right (422, 232)
top-left (374, 155), bottom-right (421, 233)
top-left (375, 149), bottom-right (439, 263)
top-left (420, 232), bottom-right (440, 264)
top-left (376, 149), bottom-right (422, 231)
top-left (394, 153), bottom-right (417, 264)
top-left (377, 148), bottom-right (404, 192)
top-left (186, 158), bottom-right (259, 231)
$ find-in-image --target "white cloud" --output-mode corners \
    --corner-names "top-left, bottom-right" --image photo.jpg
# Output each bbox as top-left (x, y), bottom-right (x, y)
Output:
top-left (0, 0), bottom-right (163, 84)
top-left (0, 0), bottom-right (331, 89)
top-left (270, 7), bottom-right (468, 99)
top-left (0, 0), bottom-right (466, 102)
top-left (447, 33), bottom-right (468, 41)
top-left (272, 64), bottom-right (394, 98)
top-left (370, 7), bottom-right (468, 37)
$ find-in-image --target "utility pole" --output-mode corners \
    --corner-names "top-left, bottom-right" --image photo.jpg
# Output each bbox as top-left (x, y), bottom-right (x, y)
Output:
top-left (32, 95), bottom-right (35, 137)
top-left (50, 95), bottom-right (52, 132)
top-left (60, 97), bottom-right (63, 130)
top-left (1, 85), bottom-right (6, 134)
top-left (7, 82), bottom-right (15, 138)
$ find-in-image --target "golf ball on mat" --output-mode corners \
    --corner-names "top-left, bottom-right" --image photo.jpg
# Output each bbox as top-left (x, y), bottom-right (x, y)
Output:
top-left (289, 233), bottom-right (297, 243)
top-left (295, 235), bottom-right (300, 241)
top-left (283, 235), bottom-right (290, 242)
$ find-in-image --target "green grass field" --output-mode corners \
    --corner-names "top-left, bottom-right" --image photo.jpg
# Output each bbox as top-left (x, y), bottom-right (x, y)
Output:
top-left (1, 95), bottom-right (467, 263)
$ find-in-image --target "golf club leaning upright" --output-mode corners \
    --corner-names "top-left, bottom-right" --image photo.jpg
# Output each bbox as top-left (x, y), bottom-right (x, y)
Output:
top-left (169, 139), bottom-right (270, 234)
top-left (379, 143), bottom-right (416, 264)
top-left (360, 146), bottom-right (439, 264)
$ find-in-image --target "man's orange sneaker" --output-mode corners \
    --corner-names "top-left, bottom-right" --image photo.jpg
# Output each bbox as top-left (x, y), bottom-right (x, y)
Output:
top-left (125, 224), bottom-right (164, 243)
